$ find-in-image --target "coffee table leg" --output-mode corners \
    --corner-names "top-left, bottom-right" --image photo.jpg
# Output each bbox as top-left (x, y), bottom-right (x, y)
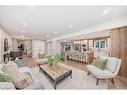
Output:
top-left (70, 70), bottom-right (72, 78)
top-left (53, 81), bottom-right (56, 89)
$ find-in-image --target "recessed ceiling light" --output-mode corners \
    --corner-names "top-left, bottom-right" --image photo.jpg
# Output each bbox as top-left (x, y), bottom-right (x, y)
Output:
top-left (102, 8), bottom-right (112, 16)
top-left (69, 25), bottom-right (73, 28)
top-left (18, 20), bottom-right (28, 26)
top-left (23, 22), bottom-right (28, 26)
top-left (54, 32), bottom-right (58, 35)
top-left (22, 30), bottom-right (26, 33)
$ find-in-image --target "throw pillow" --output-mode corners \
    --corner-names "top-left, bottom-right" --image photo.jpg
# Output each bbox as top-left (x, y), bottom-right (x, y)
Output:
top-left (38, 53), bottom-right (45, 59)
top-left (12, 72), bottom-right (33, 89)
top-left (0, 73), bottom-right (13, 82)
top-left (94, 58), bottom-right (107, 70)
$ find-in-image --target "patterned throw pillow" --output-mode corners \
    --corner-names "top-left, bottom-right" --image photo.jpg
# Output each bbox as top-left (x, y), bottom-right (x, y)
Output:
top-left (0, 73), bottom-right (13, 82)
top-left (94, 58), bottom-right (107, 70)
top-left (12, 72), bottom-right (33, 89)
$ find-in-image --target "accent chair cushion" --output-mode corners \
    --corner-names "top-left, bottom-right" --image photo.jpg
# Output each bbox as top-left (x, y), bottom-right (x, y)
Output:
top-left (94, 58), bottom-right (107, 70)
top-left (87, 65), bottom-right (114, 79)
top-left (1, 61), bottom-right (33, 89)
top-left (106, 57), bottom-right (118, 73)
top-left (99, 56), bottom-right (118, 73)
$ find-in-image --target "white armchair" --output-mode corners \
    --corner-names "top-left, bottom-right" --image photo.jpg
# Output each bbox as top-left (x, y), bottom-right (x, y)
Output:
top-left (87, 56), bottom-right (122, 85)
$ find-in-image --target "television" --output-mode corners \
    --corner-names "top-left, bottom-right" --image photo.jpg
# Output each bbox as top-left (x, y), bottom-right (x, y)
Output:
top-left (10, 50), bottom-right (22, 60)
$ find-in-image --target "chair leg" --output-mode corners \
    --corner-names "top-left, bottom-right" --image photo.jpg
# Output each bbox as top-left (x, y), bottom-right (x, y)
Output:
top-left (87, 71), bottom-right (91, 76)
top-left (96, 78), bottom-right (99, 85)
top-left (111, 78), bottom-right (115, 84)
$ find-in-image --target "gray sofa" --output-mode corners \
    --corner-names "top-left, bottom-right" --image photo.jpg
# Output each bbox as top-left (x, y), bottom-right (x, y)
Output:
top-left (0, 61), bottom-right (44, 90)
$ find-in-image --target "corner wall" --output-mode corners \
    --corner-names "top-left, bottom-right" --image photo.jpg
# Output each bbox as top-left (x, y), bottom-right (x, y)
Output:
top-left (0, 25), bottom-right (12, 62)
top-left (32, 39), bottom-right (46, 58)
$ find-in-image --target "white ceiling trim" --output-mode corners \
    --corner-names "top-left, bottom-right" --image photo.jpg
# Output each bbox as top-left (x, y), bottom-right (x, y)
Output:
top-left (48, 16), bottom-right (127, 41)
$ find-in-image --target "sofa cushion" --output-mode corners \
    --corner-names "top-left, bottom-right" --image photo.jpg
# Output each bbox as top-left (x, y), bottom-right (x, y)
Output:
top-left (2, 61), bottom-right (19, 74)
top-left (37, 58), bottom-right (48, 65)
top-left (0, 82), bottom-right (15, 89)
top-left (94, 58), bottom-right (107, 70)
top-left (12, 72), bottom-right (33, 89)
top-left (87, 65), bottom-right (114, 79)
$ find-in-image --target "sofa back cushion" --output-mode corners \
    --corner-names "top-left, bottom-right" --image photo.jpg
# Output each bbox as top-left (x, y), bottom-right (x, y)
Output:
top-left (2, 61), bottom-right (19, 74)
top-left (100, 56), bottom-right (119, 73)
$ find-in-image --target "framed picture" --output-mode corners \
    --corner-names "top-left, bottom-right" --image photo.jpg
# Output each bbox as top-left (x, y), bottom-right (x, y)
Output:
top-left (94, 39), bottom-right (106, 49)
top-left (100, 40), bottom-right (105, 48)
top-left (95, 41), bottom-right (99, 48)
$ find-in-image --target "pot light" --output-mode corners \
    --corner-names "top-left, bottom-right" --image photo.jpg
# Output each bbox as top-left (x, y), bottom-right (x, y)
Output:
top-left (23, 22), bottom-right (28, 26)
top-left (18, 20), bottom-right (28, 26)
top-left (22, 30), bottom-right (26, 33)
top-left (54, 32), bottom-right (58, 35)
top-left (102, 8), bottom-right (112, 16)
top-left (69, 25), bottom-right (73, 28)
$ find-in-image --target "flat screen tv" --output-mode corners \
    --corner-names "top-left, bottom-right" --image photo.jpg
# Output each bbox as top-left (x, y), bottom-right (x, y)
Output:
top-left (10, 50), bottom-right (22, 60)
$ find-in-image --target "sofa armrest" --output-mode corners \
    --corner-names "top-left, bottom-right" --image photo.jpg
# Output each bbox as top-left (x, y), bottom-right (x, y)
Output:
top-left (0, 82), bottom-right (15, 89)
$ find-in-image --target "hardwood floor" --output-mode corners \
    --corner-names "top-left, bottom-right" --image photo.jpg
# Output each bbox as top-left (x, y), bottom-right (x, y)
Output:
top-left (22, 54), bottom-right (37, 68)
top-left (22, 55), bottom-right (127, 89)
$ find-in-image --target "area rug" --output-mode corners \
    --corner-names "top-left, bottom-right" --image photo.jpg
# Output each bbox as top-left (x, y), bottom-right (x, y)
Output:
top-left (30, 64), bottom-right (108, 90)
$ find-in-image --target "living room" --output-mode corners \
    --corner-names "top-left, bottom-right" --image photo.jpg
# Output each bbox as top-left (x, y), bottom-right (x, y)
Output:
top-left (0, 5), bottom-right (127, 91)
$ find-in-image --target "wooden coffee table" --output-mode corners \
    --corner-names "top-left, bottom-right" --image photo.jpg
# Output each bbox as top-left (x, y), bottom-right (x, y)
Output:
top-left (40, 64), bottom-right (72, 89)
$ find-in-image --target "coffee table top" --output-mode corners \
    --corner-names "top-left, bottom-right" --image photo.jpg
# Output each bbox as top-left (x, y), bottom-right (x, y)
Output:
top-left (40, 64), bottom-right (71, 80)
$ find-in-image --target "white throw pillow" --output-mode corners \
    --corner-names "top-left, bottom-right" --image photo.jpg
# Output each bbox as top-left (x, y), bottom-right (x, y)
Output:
top-left (2, 61), bottom-right (19, 74)
top-left (12, 72), bottom-right (33, 89)
top-left (106, 57), bottom-right (118, 73)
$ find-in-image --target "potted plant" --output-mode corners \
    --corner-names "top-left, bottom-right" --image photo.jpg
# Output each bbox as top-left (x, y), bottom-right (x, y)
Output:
top-left (47, 54), bottom-right (64, 67)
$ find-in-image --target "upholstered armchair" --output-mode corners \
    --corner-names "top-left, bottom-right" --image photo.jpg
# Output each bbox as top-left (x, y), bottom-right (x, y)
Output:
top-left (87, 56), bottom-right (122, 85)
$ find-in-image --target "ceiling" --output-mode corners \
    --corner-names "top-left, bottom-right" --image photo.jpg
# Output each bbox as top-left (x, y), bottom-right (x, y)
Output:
top-left (0, 6), bottom-right (127, 40)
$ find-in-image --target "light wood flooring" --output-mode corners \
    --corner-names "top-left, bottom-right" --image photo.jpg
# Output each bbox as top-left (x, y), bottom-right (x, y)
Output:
top-left (22, 55), bottom-right (127, 89)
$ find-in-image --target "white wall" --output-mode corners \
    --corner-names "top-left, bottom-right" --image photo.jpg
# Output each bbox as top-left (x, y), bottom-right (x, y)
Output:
top-left (0, 25), bottom-right (12, 61)
top-left (12, 38), bottom-right (18, 50)
top-left (47, 40), bottom-right (61, 55)
top-left (26, 40), bottom-right (32, 55)
top-left (47, 41), bottom-right (52, 55)
top-left (0, 30), bottom-right (2, 62)
top-left (32, 39), bottom-right (46, 58)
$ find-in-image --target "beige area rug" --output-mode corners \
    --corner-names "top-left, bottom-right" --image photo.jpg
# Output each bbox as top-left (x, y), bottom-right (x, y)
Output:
top-left (30, 64), bottom-right (108, 90)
